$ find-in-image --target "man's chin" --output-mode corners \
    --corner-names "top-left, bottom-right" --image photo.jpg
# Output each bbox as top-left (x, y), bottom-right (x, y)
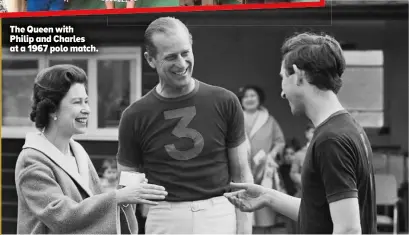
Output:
top-left (290, 106), bottom-right (302, 117)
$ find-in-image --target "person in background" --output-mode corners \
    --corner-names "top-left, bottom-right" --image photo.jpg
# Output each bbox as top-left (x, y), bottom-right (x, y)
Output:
top-left (278, 139), bottom-right (301, 197)
top-left (278, 139), bottom-right (301, 234)
top-left (237, 85), bottom-right (286, 234)
top-left (105, 0), bottom-right (136, 9)
top-left (290, 124), bottom-right (314, 197)
top-left (99, 159), bottom-right (119, 193)
top-left (15, 64), bottom-right (167, 234)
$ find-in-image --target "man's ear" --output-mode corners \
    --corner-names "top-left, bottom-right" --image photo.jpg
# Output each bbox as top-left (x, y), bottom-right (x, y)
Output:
top-left (293, 64), bottom-right (305, 86)
top-left (144, 52), bottom-right (156, 69)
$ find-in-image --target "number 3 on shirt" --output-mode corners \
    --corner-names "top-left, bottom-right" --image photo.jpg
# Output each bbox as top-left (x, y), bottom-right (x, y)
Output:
top-left (164, 106), bottom-right (204, 161)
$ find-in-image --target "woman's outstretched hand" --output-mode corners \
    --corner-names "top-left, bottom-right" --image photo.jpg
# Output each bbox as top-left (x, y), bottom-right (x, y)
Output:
top-left (116, 183), bottom-right (167, 205)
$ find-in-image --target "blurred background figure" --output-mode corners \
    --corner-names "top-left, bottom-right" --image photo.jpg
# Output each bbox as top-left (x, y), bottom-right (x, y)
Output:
top-left (278, 139), bottom-right (301, 197)
top-left (237, 85), bottom-right (286, 234)
top-left (290, 124), bottom-right (315, 198)
top-left (99, 158), bottom-right (119, 193)
top-left (278, 139), bottom-right (301, 234)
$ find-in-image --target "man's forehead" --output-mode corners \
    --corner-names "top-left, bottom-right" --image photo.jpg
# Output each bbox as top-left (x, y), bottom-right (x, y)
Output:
top-left (151, 25), bottom-right (189, 40)
top-left (152, 32), bottom-right (191, 54)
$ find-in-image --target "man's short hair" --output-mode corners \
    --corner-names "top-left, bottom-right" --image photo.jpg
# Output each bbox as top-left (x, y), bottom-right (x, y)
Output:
top-left (281, 32), bottom-right (346, 94)
top-left (144, 17), bottom-right (193, 58)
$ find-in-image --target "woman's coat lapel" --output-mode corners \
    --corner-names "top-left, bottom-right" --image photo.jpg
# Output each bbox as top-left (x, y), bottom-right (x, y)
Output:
top-left (23, 132), bottom-right (94, 197)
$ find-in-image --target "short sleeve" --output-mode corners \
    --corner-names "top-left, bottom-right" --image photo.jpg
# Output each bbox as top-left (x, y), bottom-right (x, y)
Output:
top-left (315, 138), bottom-right (358, 203)
top-left (225, 91), bottom-right (246, 148)
top-left (116, 108), bottom-right (143, 167)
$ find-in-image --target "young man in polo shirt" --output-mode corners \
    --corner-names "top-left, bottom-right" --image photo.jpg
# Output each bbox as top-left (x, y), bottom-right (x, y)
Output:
top-left (224, 32), bottom-right (377, 234)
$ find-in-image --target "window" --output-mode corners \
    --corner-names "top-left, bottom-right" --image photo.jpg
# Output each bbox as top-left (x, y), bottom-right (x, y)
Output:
top-left (2, 47), bottom-right (142, 140)
top-left (96, 60), bottom-right (131, 129)
top-left (338, 50), bottom-right (384, 128)
top-left (2, 59), bottom-right (39, 127)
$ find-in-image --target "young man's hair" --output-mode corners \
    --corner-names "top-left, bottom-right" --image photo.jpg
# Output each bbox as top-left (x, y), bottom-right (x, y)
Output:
top-left (281, 32), bottom-right (346, 94)
top-left (144, 16), bottom-right (193, 58)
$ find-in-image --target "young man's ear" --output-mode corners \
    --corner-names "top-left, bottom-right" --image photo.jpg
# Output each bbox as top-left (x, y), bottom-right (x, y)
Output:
top-left (293, 64), bottom-right (305, 86)
top-left (144, 52), bottom-right (156, 69)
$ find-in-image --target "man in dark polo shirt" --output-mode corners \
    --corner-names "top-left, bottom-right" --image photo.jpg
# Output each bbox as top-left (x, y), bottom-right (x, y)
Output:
top-left (116, 17), bottom-right (253, 234)
top-left (224, 32), bottom-right (377, 234)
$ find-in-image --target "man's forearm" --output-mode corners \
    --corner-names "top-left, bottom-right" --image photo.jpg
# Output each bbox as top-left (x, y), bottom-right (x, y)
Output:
top-left (265, 188), bottom-right (301, 221)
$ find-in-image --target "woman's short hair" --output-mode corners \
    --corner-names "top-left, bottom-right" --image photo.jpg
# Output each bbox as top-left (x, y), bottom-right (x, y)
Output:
top-left (30, 64), bottom-right (88, 130)
top-left (236, 85), bottom-right (266, 108)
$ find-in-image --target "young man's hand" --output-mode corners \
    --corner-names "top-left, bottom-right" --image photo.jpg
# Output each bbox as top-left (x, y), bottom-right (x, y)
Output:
top-left (224, 182), bottom-right (269, 212)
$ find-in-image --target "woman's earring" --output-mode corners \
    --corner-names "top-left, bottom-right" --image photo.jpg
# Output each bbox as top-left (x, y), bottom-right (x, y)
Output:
top-left (53, 116), bottom-right (57, 121)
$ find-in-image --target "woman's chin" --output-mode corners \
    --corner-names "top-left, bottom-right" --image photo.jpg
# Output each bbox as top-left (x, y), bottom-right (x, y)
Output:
top-left (73, 128), bottom-right (87, 135)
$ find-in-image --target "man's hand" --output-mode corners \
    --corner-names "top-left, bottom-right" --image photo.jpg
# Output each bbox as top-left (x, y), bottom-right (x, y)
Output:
top-left (224, 182), bottom-right (269, 212)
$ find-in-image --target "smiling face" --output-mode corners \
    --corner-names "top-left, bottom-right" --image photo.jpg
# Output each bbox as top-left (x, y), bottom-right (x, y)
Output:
top-left (145, 26), bottom-right (194, 91)
top-left (53, 83), bottom-right (90, 136)
top-left (242, 88), bottom-right (260, 112)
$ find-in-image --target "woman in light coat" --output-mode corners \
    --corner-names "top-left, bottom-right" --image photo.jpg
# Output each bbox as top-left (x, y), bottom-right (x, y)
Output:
top-left (237, 85), bottom-right (286, 234)
top-left (15, 64), bottom-right (168, 234)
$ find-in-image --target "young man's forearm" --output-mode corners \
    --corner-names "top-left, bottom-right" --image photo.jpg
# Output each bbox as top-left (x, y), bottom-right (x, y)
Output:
top-left (265, 188), bottom-right (301, 221)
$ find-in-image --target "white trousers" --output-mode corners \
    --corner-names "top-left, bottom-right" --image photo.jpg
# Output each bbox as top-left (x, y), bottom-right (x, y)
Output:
top-left (146, 196), bottom-right (236, 234)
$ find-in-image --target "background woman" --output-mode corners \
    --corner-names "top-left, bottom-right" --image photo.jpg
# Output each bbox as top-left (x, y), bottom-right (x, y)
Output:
top-left (237, 85), bottom-right (286, 234)
top-left (15, 64), bottom-right (167, 234)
